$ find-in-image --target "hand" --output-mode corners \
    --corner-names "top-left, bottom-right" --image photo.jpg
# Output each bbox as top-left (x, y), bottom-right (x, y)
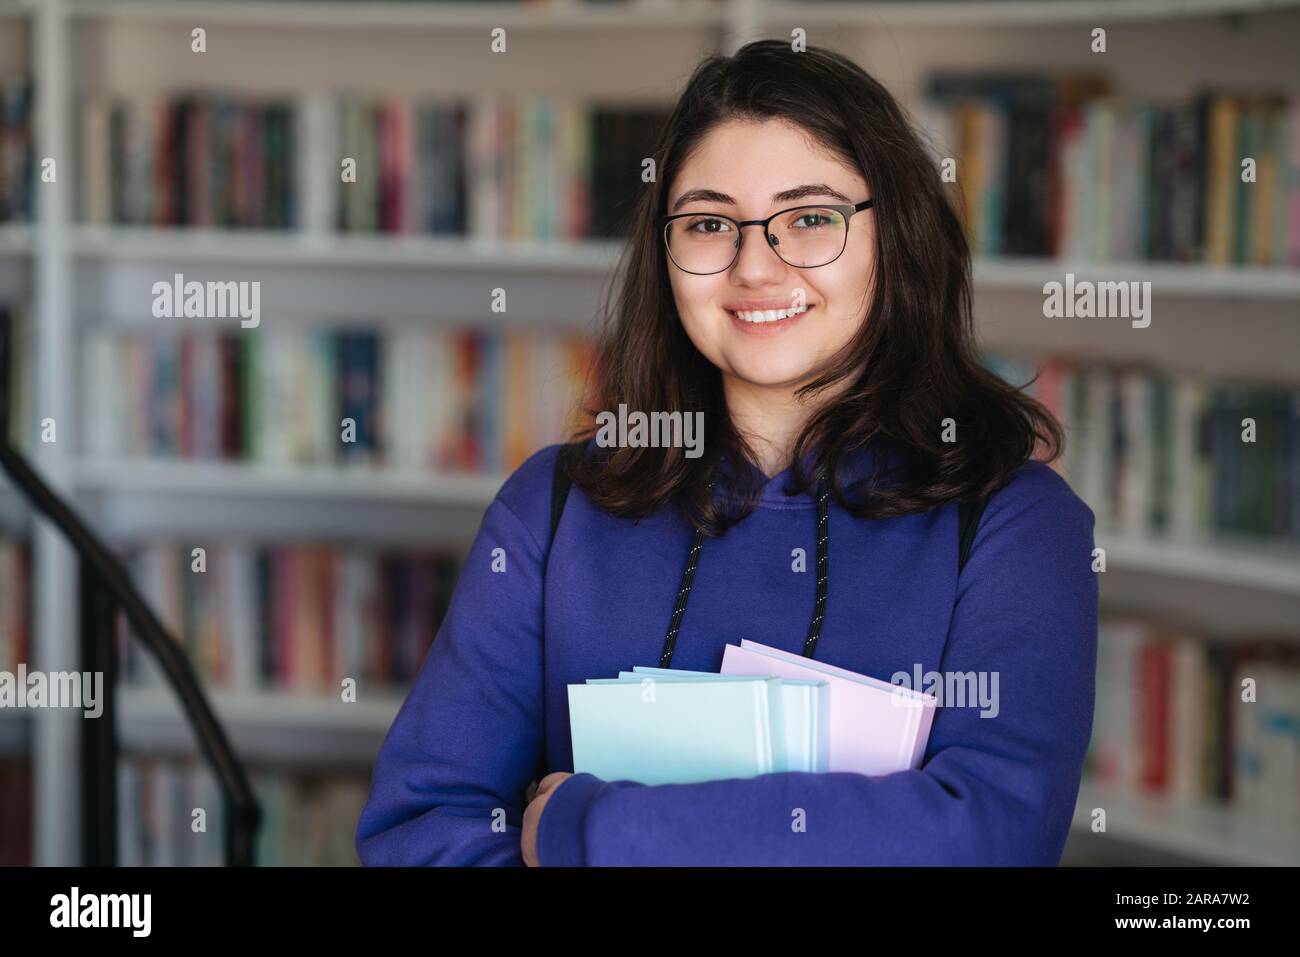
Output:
top-left (522, 771), bottom-right (573, 867)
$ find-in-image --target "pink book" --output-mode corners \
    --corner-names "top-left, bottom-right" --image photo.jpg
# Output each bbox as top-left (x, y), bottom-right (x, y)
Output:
top-left (721, 640), bottom-right (937, 776)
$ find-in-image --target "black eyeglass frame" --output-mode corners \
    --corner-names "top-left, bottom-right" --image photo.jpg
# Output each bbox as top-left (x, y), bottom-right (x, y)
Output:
top-left (656, 198), bottom-right (875, 275)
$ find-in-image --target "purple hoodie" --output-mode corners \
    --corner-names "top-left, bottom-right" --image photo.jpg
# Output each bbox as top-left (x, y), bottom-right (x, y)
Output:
top-left (355, 440), bottom-right (1098, 865)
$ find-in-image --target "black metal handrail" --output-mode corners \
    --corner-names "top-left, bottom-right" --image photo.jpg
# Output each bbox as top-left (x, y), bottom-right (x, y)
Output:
top-left (0, 318), bottom-right (260, 865)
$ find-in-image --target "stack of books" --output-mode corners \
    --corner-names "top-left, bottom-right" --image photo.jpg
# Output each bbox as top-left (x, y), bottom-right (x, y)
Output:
top-left (568, 640), bottom-right (937, 785)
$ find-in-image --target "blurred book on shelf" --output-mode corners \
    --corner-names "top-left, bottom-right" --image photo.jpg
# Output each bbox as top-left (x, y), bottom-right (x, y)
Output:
top-left (0, 74), bottom-right (32, 225)
top-left (985, 351), bottom-right (1300, 543)
top-left (81, 91), bottom-right (671, 239)
top-left (82, 325), bottom-right (598, 475)
top-left (0, 756), bottom-right (31, 866)
top-left (0, 532), bottom-right (30, 674)
top-left (118, 756), bottom-right (367, 867)
top-left (1088, 614), bottom-right (1300, 829)
top-left (920, 73), bottom-right (1300, 267)
top-left (117, 541), bottom-right (464, 695)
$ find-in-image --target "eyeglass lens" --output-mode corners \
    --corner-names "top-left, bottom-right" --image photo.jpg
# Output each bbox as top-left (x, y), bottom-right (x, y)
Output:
top-left (664, 207), bottom-right (849, 274)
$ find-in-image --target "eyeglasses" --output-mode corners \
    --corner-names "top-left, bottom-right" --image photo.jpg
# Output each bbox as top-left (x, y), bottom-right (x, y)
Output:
top-left (657, 198), bottom-right (874, 276)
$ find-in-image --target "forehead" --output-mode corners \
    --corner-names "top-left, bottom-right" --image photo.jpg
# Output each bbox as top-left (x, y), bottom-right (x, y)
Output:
top-left (668, 118), bottom-right (866, 206)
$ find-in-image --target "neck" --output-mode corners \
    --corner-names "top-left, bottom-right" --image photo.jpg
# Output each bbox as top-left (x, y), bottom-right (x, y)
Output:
top-left (724, 374), bottom-right (844, 478)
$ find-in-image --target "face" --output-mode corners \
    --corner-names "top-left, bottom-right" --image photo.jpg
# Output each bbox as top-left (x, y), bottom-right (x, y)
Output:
top-left (664, 118), bottom-right (876, 400)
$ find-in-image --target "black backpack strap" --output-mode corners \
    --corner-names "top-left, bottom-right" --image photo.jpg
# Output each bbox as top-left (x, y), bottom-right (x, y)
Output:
top-left (548, 440), bottom-right (586, 553)
top-left (957, 494), bottom-right (991, 575)
top-left (533, 440), bottom-right (586, 791)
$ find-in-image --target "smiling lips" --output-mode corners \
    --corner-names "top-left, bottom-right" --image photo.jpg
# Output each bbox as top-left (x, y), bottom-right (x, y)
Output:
top-left (724, 298), bottom-right (814, 334)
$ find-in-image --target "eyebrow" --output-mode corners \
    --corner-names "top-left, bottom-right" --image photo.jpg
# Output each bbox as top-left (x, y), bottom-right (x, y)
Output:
top-left (669, 183), bottom-right (854, 213)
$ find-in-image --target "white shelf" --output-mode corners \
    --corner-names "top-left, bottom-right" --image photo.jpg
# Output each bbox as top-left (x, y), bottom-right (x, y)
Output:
top-left (64, 0), bottom-right (727, 31)
top-left (974, 257), bottom-right (1300, 300)
top-left (71, 459), bottom-right (1300, 596)
top-left (1072, 781), bottom-right (1300, 866)
top-left (119, 687), bottom-right (403, 765)
top-left (1101, 534), bottom-right (1300, 596)
top-left (71, 225), bottom-right (624, 273)
top-left (120, 687), bottom-right (402, 732)
top-left (766, 0), bottom-right (1300, 26)
top-left (66, 228), bottom-right (1300, 297)
top-left (76, 458), bottom-right (505, 508)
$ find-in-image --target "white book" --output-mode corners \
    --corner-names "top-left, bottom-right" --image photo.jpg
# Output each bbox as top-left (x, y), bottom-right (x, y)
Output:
top-left (334, 550), bottom-right (376, 689)
top-left (255, 327), bottom-right (296, 466)
top-left (382, 324), bottom-right (432, 470)
top-left (296, 90), bottom-right (338, 236)
top-left (221, 544), bottom-right (258, 693)
top-left (1060, 110), bottom-right (1089, 261)
top-left (1089, 99), bottom-right (1117, 262)
top-left (1097, 618), bottom-right (1146, 792)
top-left (1118, 367), bottom-right (1152, 537)
top-left (1081, 366), bottom-right (1113, 530)
top-left (81, 331), bottom-right (119, 458)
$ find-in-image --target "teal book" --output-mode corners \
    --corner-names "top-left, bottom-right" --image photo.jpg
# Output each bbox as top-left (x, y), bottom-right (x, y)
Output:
top-left (626, 667), bottom-right (828, 773)
top-left (568, 676), bottom-right (785, 785)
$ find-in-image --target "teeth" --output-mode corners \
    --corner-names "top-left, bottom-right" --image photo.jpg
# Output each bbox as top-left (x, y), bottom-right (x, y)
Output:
top-left (731, 303), bottom-right (810, 323)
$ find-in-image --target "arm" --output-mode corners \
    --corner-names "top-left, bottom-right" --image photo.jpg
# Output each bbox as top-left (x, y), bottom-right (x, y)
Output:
top-left (537, 481), bottom-right (1098, 866)
top-left (355, 495), bottom-right (545, 866)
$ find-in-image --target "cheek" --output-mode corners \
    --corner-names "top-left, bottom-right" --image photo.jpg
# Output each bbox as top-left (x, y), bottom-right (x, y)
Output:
top-left (672, 280), bottom-right (726, 353)
top-left (815, 271), bottom-right (874, 343)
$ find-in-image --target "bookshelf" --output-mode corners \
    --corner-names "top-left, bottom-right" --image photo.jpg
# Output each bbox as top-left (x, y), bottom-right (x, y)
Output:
top-left (1, 0), bottom-right (1296, 866)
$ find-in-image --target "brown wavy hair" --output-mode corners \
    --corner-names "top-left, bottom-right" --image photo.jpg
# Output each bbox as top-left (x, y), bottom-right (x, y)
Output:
top-left (567, 39), bottom-right (1062, 535)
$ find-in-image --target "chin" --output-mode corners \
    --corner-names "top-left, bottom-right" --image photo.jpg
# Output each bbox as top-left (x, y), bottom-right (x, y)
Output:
top-left (723, 355), bottom-right (821, 391)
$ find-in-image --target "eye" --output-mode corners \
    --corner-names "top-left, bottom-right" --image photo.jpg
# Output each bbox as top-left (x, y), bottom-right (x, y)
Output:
top-left (684, 216), bottom-right (734, 235)
top-left (791, 211), bottom-right (835, 229)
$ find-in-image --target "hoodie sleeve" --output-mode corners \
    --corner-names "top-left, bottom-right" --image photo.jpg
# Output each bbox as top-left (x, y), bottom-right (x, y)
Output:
top-left (536, 480), bottom-right (1099, 866)
top-left (355, 490), bottom-right (546, 866)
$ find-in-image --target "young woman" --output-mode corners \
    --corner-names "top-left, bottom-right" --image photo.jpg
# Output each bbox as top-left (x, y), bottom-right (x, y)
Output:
top-left (356, 40), bottom-right (1098, 866)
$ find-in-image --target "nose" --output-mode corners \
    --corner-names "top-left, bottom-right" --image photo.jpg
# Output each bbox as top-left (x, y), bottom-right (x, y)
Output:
top-left (729, 223), bottom-right (786, 282)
